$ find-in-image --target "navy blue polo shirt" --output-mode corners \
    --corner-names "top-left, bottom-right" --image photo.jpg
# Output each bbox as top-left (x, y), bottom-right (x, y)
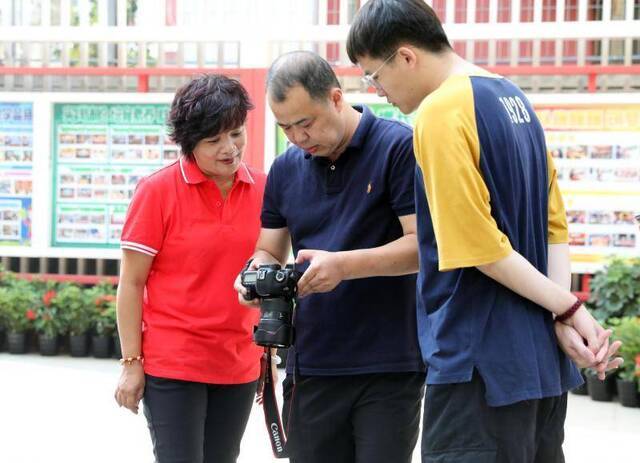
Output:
top-left (262, 105), bottom-right (424, 376)
top-left (413, 74), bottom-right (582, 406)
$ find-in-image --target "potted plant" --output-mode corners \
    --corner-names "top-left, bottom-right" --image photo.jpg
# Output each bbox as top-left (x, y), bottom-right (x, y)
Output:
top-left (89, 282), bottom-right (117, 358)
top-left (34, 306), bottom-right (65, 356)
top-left (0, 299), bottom-right (5, 352)
top-left (588, 257), bottom-right (640, 322)
top-left (0, 269), bottom-right (18, 351)
top-left (0, 279), bottom-right (38, 354)
top-left (612, 316), bottom-right (640, 407)
top-left (583, 258), bottom-right (640, 402)
top-left (585, 369), bottom-right (616, 402)
top-left (33, 283), bottom-right (67, 356)
top-left (54, 284), bottom-right (93, 357)
top-left (92, 303), bottom-right (116, 358)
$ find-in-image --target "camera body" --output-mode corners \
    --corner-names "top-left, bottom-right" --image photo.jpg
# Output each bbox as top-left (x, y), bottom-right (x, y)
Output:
top-left (241, 263), bottom-right (301, 348)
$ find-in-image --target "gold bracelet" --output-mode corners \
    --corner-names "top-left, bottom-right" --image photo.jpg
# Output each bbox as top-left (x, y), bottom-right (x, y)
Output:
top-left (119, 355), bottom-right (144, 366)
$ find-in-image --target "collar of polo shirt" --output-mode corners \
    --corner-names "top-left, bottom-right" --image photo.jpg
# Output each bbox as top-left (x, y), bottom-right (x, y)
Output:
top-left (178, 156), bottom-right (255, 185)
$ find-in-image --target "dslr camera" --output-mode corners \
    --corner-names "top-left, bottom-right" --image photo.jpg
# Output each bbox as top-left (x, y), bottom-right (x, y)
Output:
top-left (241, 263), bottom-right (301, 348)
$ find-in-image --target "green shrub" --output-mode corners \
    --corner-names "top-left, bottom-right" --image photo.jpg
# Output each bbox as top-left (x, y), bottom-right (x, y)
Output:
top-left (51, 284), bottom-right (92, 336)
top-left (587, 258), bottom-right (640, 322)
top-left (609, 317), bottom-right (640, 383)
top-left (0, 279), bottom-right (38, 333)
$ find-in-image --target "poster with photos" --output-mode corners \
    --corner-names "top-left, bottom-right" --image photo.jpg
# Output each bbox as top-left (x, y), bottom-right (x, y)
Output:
top-left (0, 102), bottom-right (33, 245)
top-left (52, 103), bottom-right (177, 247)
top-left (543, 105), bottom-right (640, 271)
top-left (55, 203), bottom-right (128, 245)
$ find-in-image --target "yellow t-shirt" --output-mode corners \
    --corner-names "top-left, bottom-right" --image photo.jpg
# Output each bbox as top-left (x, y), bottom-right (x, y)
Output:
top-left (413, 74), bottom-right (568, 271)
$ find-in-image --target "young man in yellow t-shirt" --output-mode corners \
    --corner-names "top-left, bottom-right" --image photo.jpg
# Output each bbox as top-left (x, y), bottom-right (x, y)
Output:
top-left (347, 1), bottom-right (622, 462)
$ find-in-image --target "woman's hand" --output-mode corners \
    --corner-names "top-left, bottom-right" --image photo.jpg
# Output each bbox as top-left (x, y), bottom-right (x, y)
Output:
top-left (115, 363), bottom-right (146, 414)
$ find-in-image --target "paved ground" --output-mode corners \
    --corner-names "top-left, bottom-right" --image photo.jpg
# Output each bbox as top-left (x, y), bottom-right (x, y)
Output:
top-left (0, 353), bottom-right (637, 462)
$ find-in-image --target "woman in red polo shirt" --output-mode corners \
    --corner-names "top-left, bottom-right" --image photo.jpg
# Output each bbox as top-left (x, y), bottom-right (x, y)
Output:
top-left (114, 74), bottom-right (266, 463)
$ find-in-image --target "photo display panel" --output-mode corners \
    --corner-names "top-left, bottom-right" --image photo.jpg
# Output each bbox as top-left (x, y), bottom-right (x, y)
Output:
top-left (0, 102), bottom-right (34, 246)
top-left (52, 103), bottom-right (177, 247)
top-left (541, 105), bottom-right (640, 268)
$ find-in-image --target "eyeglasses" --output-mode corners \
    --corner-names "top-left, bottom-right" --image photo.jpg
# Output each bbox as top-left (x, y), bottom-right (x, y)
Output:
top-left (361, 50), bottom-right (398, 90)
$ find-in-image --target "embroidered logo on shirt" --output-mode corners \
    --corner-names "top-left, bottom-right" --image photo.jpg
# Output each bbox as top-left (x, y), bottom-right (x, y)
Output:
top-left (367, 182), bottom-right (372, 194)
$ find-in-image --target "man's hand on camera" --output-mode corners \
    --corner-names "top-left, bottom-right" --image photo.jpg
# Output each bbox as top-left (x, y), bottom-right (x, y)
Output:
top-left (234, 259), bottom-right (261, 308)
top-left (295, 249), bottom-right (346, 298)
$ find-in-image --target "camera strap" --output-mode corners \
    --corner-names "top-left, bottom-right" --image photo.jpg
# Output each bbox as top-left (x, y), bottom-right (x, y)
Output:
top-left (259, 349), bottom-right (289, 458)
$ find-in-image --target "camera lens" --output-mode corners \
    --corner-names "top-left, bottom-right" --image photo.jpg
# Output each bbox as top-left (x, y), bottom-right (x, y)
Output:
top-left (253, 298), bottom-right (294, 348)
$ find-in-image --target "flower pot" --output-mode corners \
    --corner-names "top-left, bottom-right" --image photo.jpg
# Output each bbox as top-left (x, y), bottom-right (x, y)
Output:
top-left (38, 334), bottom-right (59, 356)
top-left (616, 379), bottom-right (639, 408)
top-left (7, 332), bottom-right (27, 354)
top-left (587, 374), bottom-right (615, 402)
top-left (92, 334), bottom-right (112, 358)
top-left (69, 333), bottom-right (89, 357)
top-left (571, 381), bottom-right (589, 395)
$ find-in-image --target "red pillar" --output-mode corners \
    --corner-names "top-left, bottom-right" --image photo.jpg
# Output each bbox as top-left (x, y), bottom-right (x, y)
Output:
top-left (240, 69), bottom-right (268, 171)
top-left (137, 74), bottom-right (149, 93)
top-left (587, 72), bottom-right (597, 92)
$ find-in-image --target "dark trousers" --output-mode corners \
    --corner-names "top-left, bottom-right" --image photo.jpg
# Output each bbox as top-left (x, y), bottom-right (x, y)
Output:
top-left (422, 370), bottom-right (567, 463)
top-left (282, 372), bottom-right (426, 463)
top-left (143, 374), bottom-right (256, 463)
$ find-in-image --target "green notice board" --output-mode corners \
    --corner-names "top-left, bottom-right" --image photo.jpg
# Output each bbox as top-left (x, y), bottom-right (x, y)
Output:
top-left (52, 103), bottom-right (177, 247)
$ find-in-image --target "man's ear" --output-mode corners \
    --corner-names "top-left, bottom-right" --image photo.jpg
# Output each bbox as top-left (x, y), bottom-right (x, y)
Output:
top-left (397, 46), bottom-right (418, 69)
top-left (329, 87), bottom-right (344, 111)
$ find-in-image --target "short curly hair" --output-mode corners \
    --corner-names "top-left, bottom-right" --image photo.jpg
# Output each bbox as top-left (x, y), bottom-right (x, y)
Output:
top-left (168, 74), bottom-right (254, 159)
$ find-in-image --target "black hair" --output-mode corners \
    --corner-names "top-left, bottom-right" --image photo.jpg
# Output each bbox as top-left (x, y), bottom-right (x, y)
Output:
top-left (346, 0), bottom-right (451, 63)
top-left (168, 74), bottom-right (253, 159)
top-left (266, 51), bottom-right (341, 103)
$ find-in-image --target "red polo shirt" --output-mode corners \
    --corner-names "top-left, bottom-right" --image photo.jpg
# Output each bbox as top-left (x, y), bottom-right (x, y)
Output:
top-left (121, 157), bottom-right (265, 384)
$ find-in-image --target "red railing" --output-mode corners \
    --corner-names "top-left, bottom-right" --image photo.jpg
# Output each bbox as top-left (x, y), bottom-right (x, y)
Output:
top-left (486, 64), bottom-right (640, 93)
top-left (3, 64), bottom-right (640, 92)
top-left (333, 64), bottom-right (640, 93)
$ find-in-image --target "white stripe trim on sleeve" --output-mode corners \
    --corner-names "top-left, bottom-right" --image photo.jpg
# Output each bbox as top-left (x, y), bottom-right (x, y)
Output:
top-left (121, 245), bottom-right (156, 257)
top-left (120, 241), bottom-right (158, 256)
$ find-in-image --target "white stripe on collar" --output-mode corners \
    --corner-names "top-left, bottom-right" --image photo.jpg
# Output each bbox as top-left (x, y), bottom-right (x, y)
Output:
top-left (179, 157), bottom-right (190, 184)
top-left (180, 157), bottom-right (254, 185)
top-left (241, 163), bottom-right (255, 184)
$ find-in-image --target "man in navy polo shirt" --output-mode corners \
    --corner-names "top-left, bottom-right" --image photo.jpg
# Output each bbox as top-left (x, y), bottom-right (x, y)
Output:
top-left (235, 51), bottom-right (425, 463)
